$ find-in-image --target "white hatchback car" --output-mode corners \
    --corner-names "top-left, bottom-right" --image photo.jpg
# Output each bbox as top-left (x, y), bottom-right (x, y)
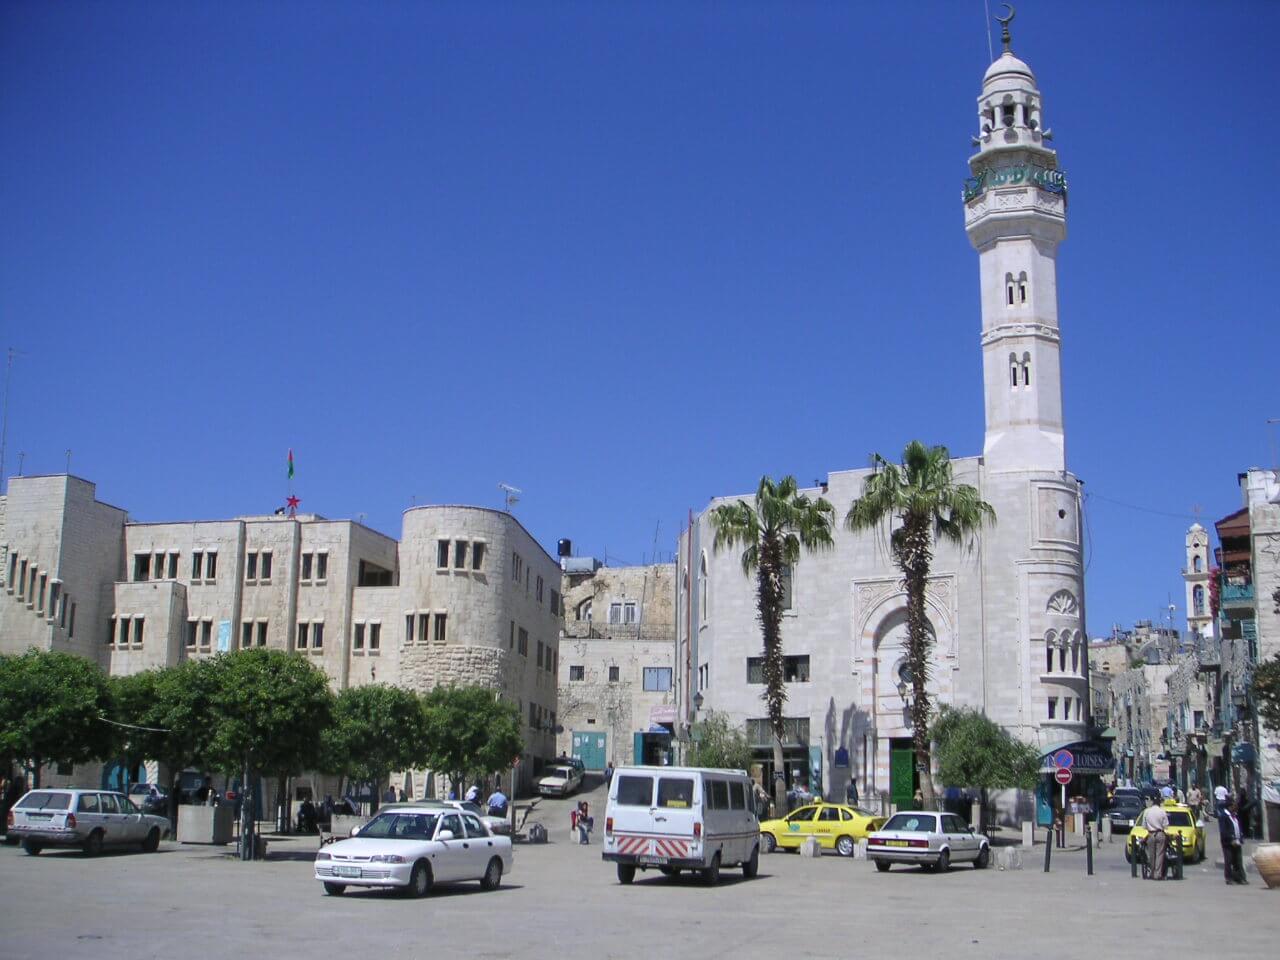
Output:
top-left (7, 788), bottom-right (170, 856)
top-left (866, 810), bottom-right (990, 872)
top-left (315, 805), bottom-right (513, 897)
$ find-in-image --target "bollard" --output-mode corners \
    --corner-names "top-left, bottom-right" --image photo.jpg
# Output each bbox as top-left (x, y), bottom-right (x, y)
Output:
top-left (1085, 823), bottom-right (1093, 876)
top-left (1174, 834), bottom-right (1184, 881)
top-left (1130, 837), bottom-right (1138, 878)
top-left (1043, 829), bottom-right (1052, 873)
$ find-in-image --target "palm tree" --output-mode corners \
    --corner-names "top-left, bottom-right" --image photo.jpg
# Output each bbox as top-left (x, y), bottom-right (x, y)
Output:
top-left (710, 475), bottom-right (835, 813)
top-left (845, 441), bottom-right (994, 809)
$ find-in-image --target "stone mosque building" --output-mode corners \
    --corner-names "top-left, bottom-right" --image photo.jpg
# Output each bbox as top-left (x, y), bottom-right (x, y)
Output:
top-left (676, 23), bottom-right (1095, 814)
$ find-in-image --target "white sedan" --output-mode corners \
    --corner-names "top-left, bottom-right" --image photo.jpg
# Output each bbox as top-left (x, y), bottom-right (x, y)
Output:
top-left (866, 810), bottom-right (990, 872)
top-left (314, 806), bottom-right (513, 897)
top-left (537, 764), bottom-right (583, 797)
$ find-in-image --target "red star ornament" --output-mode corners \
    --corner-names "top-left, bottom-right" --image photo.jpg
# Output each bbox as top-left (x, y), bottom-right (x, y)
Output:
top-left (286, 494), bottom-right (301, 516)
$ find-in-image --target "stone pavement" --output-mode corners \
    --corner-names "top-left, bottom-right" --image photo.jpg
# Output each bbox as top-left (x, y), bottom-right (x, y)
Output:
top-left (1, 792), bottom-right (1275, 960)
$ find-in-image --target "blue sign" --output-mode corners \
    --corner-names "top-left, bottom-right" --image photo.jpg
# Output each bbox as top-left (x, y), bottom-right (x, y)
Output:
top-left (216, 620), bottom-right (232, 653)
top-left (1052, 749), bottom-right (1074, 770)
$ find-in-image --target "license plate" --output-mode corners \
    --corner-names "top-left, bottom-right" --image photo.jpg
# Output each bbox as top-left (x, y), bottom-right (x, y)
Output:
top-left (334, 865), bottom-right (362, 878)
top-left (885, 840), bottom-right (910, 847)
top-left (638, 855), bottom-right (668, 865)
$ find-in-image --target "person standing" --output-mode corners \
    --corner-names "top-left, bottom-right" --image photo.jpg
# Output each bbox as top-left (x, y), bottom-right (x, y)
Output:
top-left (604, 762), bottom-right (615, 787)
top-left (1187, 785), bottom-right (1203, 822)
top-left (846, 778), bottom-right (859, 807)
top-left (486, 784), bottom-right (508, 818)
top-left (1140, 797), bottom-right (1170, 880)
top-left (1219, 797), bottom-right (1248, 885)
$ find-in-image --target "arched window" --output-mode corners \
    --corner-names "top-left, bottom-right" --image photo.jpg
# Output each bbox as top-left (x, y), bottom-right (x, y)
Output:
top-left (1071, 640), bottom-right (1079, 674)
top-left (1045, 630), bottom-right (1056, 673)
top-left (1193, 555), bottom-right (1203, 573)
top-left (576, 599), bottom-right (592, 622)
top-left (1059, 643), bottom-right (1067, 673)
top-left (1021, 352), bottom-right (1032, 386)
top-left (1005, 273), bottom-right (1016, 307)
top-left (1017, 271), bottom-right (1028, 304)
top-left (699, 553), bottom-right (708, 624)
top-left (1193, 585), bottom-right (1205, 616)
top-left (1010, 353), bottom-right (1019, 388)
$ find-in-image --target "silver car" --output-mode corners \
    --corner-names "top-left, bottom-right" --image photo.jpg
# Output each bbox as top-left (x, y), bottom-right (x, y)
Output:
top-left (7, 788), bottom-right (171, 856)
top-left (866, 810), bottom-right (990, 872)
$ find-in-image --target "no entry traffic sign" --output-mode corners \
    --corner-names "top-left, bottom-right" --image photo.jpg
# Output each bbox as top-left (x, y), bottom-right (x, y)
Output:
top-left (1054, 767), bottom-right (1073, 785)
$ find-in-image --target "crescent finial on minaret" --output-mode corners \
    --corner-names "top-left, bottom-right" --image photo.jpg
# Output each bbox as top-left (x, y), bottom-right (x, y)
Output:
top-left (995, 4), bottom-right (1015, 54)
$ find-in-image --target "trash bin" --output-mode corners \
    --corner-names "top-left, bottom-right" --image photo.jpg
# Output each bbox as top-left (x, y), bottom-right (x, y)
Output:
top-left (528, 823), bottom-right (548, 844)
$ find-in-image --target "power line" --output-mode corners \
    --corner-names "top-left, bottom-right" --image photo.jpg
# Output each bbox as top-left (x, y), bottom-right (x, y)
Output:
top-left (1085, 491), bottom-right (1200, 522)
top-left (98, 714), bottom-right (171, 733)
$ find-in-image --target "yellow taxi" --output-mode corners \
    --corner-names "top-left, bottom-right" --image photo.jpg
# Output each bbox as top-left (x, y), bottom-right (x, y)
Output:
top-left (760, 802), bottom-right (886, 857)
top-left (1126, 801), bottom-right (1206, 863)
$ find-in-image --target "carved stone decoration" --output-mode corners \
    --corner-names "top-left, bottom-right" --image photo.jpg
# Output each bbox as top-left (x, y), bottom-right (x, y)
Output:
top-left (1046, 589), bottom-right (1078, 617)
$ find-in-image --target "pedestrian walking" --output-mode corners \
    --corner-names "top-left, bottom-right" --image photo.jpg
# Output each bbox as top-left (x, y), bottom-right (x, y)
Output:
top-left (846, 779), bottom-right (859, 807)
top-left (1218, 797), bottom-right (1248, 885)
top-left (1213, 784), bottom-right (1229, 812)
top-left (1140, 796), bottom-right (1169, 880)
top-left (753, 781), bottom-right (771, 819)
top-left (1187, 785), bottom-right (1203, 822)
top-left (604, 762), bottom-right (614, 787)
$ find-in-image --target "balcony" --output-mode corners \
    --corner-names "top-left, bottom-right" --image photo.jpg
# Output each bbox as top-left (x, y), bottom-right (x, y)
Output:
top-left (1220, 582), bottom-right (1255, 610)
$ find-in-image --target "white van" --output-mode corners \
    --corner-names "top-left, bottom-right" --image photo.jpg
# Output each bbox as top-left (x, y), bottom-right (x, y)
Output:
top-left (602, 766), bottom-right (759, 885)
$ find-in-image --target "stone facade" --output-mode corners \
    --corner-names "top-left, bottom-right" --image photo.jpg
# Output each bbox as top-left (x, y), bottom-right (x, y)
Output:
top-left (556, 563), bottom-right (676, 767)
top-left (0, 480), bottom-right (563, 794)
top-left (674, 38), bottom-right (1087, 812)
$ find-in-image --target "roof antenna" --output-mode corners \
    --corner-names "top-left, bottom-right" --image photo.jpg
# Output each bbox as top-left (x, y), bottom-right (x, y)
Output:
top-left (983, 0), bottom-right (994, 62)
top-left (995, 3), bottom-right (1015, 54)
top-left (499, 482), bottom-right (521, 512)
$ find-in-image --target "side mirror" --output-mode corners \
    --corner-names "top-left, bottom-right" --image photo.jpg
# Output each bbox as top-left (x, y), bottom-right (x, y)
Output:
top-left (438, 829), bottom-right (456, 841)
top-left (349, 825), bottom-right (361, 837)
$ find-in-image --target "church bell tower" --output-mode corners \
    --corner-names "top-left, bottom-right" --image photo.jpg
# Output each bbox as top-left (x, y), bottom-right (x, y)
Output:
top-left (965, 11), bottom-right (1068, 474)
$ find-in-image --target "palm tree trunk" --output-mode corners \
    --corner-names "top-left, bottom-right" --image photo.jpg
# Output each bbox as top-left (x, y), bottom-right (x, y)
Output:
top-left (772, 735), bottom-right (786, 816)
top-left (756, 537), bottom-right (789, 814)
top-left (899, 519), bottom-right (936, 810)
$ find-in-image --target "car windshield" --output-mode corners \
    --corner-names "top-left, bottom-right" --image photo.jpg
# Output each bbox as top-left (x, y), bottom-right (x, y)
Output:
top-left (17, 791), bottom-right (71, 811)
top-left (1167, 812), bottom-right (1194, 827)
top-left (883, 813), bottom-right (936, 832)
top-left (459, 802), bottom-right (484, 815)
top-left (546, 767), bottom-right (572, 779)
top-left (356, 812), bottom-right (439, 840)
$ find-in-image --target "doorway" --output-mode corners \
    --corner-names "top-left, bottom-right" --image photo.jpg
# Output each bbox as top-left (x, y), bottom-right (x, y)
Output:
top-left (889, 738), bottom-right (917, 809)
top-left (572, 731), bottom-right (607, 771)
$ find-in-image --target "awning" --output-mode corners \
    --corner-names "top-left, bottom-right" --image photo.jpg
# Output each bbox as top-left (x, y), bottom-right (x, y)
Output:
top-left (1098, 727), bottom-right (1118, 740)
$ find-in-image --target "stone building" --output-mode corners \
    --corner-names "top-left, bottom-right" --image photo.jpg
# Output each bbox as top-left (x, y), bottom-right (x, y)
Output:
top-left (556, 560), bottom-right (676, 768)
top-left (674, 26), bottom-right (1094, 814)
top-left (1108, 663), bottom-right (1176, 783)
top-left (0, 474), bottom-right (563, 795)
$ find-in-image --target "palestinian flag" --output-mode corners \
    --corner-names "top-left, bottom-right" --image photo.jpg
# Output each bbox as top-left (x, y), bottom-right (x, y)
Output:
top-left (288, 449), bottom-right (295, 480)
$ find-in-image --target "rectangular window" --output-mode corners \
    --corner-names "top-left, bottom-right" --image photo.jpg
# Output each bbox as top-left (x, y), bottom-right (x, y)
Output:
top-left (132, 617), bottom-right (144, 647)
top-left (509, 620), bottom-right (515, 649)
top-left (608, 665), bottom-right (619, 682)
top-left (708, 780), bottom-right (729, 810)
top-left (59, 595), bottom-right (67, 626)
top-left (192, 551), bottom-right (203, 580)
top-left (418, 613), bottom-right (429, 645)
top-left (242, 622), bottom-right (253, 648)
top-left (259, 552), bottom-right (272, 580)
top-left (118, 617), bottom-right (130, 646)
top-left (36, 574), bottom-right (46, 613)
top-left (315, 553), bottom-right (327, 581)
top-left (368, 622), bottom-right (380, 651)
top-left (609, 602), bottom-right (622, 624)
top-left (48, 582), bottom-right (60, 620)
top-left (168, 552), bottom-right (179, 579)
top-left (68, 602), bottom-right (76, 638)
top-left (205, 551), bottom-right (217, 580)
top-left (133, 554), bottom-right (151, 582)
top-left (536, 641), bottom-right (544, 668)
top-left (186, 620), bottom-right (198, 648)
top-left (256, 621), bottom-right (268, 646)
top-left (301, 553), bottom-right (313, 581)
top-left (17, 558), bottom-right (26, 598)
top-left (472, 542), bottom-right (485, 571)
top-left (615, 775), bottom-right (653, 807)
top-left (202, 619), bottom-right (213, 648)
top-left (536, 576), bottom-right (544, 603)
top-left (454, 540), bottom-right (468, 570)
top-left (1048, 698), bottom-right (1057, 719)
top-left (729, 781), bottom-right (746, 810)
top-left (246, 552), bottom-right (258, 580)
top-left (570, 665), bottom-right (585, 681)
top-left (6, 552), bottom-right (15, 589)
top-left (623, 601), bottom-right (637, 624)
top-left (437, 540), bottom-right (450, 569)
top-left (433, 613), bottom-right (447, 644)
top-left (518, 627), bottom-right (528, 656)
top-left (107, 617), bottom-right (116, 646)
top-left (154, 552), bottom-right (164, 578)
top-left (643, 667), bottom-right (672, 692)
top-left (353, 622), bottom-right (365, 651)
top-left (312, 622), bottom-right (324, 650)
top-left (549, 589), bottom-right (560, 617)
top-left (296, 623), bottom-right (308, 651)
top-left (656, 777), bottom-right (694, 809)
top-left (405, 614), bottom-right (414, 646)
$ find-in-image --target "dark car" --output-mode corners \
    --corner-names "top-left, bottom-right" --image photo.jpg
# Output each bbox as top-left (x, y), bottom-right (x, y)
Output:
top-left (1106, 792), bottom-right (1144, 832)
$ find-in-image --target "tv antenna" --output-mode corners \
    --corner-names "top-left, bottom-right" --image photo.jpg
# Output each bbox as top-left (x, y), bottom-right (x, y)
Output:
top-left (498, 482), bottom-right (522, 512)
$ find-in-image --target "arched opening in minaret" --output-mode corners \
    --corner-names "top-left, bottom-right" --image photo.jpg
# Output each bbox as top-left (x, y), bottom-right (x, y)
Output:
top-left (1021, 352), bottom-right (1032, 386)
top-left (1193, 555), bottom-right (1203, 573)
top-left (1017, 271), bottom-right (1028, 303)
top-left (1193, 585), bottom-right (1205, 616)
top-left (1009, 353), bottom-right (1019, 388)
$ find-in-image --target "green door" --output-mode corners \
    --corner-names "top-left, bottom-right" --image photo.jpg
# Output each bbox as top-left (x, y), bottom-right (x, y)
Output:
top-left (572, 731), bottom-right (607, 771)
top-left (890, 741), bottom-right (916, 810)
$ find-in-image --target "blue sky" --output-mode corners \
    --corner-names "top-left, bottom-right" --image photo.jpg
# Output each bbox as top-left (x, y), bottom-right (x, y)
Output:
top-left (2, 1), bottom-right (1277, 637)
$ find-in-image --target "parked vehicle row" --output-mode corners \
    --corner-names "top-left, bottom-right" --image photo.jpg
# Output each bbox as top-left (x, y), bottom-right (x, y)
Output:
top-left (758, 802), bottom-right (885, 856)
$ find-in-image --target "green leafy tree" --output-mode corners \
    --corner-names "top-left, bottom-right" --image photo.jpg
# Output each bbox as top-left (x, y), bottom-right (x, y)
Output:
top-left (846, 442), bottom-right (995, 809)
top-left (204, 649), bottom-right (334, 860)
top-left (324, 684), bottom-right (430, 808)
top-left (710, 475), bottom-right (835, 812)
top-left (420, 686), bottom-right (523, 797)
top-left (107, 671), bottom-right (163, 787)
top-left (930, 705), bottom-right (1040, 828)
top-left (1254, 653), bottom-right (1280, 734)
top-left (687, 711), bottom-right (754, 773)
top-left (0, 650), bottom-right (115, 787)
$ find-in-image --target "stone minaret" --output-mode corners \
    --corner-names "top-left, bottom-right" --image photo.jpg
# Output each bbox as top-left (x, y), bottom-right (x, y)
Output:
top-left (965, 16), bottom-right (1068, 474)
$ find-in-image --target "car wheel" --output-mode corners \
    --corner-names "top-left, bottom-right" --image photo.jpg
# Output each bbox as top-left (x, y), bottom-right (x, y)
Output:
top-left (83, 830), bottom-right (104, 857)
top-left (836, 835), bottom-right (855, 858)
top-left (1123, 845), bottom-right (1133, 864)
top-left (142, 828), bottom-right (161, 853)
top-left (761, 832), bottom-right (776, 854)
top-left (701, 853), bottom-right (721, 886)
top-left (874, 860), bottom-right (890, 873)
top-left (480, 856), bottom-right (503, 891)
top-left (617, 864), bottom-right (636, 885)
top-left (22, 840), bottom-right (42, 856)
top-left (408, 861), bottom-right (433, 898)
top-left (323, 882), bottom-right (346, 896)
top-left (742, 845), bottom-right (760, 879)
top-left (936, 849), bottom-right (950, 873)
top-left (974, 845), bottom-right (990, 869)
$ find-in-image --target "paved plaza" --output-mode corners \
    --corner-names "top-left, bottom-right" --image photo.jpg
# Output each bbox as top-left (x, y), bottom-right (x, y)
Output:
top-left (1, 788), bottom-right (1276, 960)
